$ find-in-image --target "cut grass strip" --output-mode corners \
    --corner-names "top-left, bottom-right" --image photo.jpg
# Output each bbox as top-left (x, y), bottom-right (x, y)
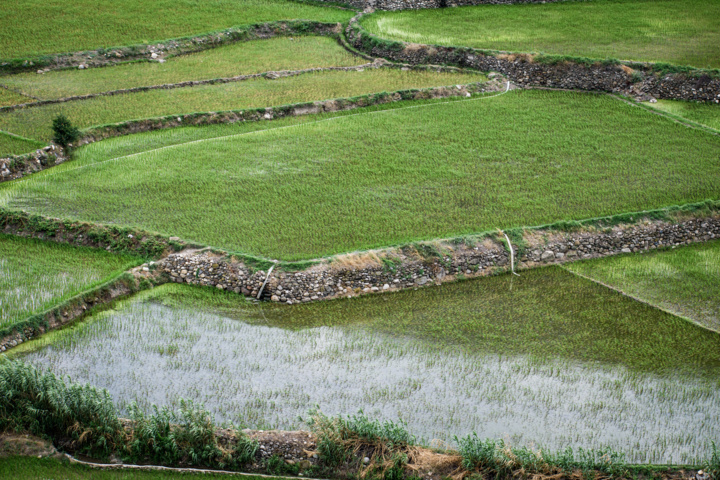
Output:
top-left (1, 37), bottom-right (367, 101)
top-left (0, 0), bottom-right (353, 59)
top-left (361, 0), bottom-right (720, 69)
top-left (1, 456), bottom-right (273, 480)
top-left (0, 131), bottom-right (43, 157)
top-left (0, 68), bottom-right (486, 146)
top-left (649, 100), bottom-right (720, 132)
top-left (2, 89), bottom-right (719, 260)
top-left (0, 233), bottom-right (141, 331)
top-left (565, 240), bottom-right (720, 334)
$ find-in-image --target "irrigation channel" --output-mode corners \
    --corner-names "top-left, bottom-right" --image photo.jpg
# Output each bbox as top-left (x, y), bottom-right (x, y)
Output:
top-left (14, 265), bottom-right (720, 465)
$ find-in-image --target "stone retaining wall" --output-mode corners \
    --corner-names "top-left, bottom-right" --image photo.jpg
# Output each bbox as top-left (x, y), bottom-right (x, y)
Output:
top-left (347, 16), bottom-right (720, 102)
top-left (326, 0), bottom-right (564, 11)
top-left (160, 214), bottom-right (720, 305)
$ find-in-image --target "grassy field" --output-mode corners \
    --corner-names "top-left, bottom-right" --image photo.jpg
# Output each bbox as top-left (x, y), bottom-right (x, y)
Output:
top-left (0, 37), bottom-right (367, 101)
top-left (0, 68), bottom-right (485, 147)
top-left (1, 456), bottom-right (269, 480)
top-left (0, 0), bottom-right (352, 59)
top-left (567, 241), bottom-right (720, 333)
top-left (650, 100), bottom-right (720, 132)
top-left (3, 89), bottom-right (719, 260)
top-left (0, 233), bottom-right (140, 331)
top-left (0, 88), bottom-right (33, 107)
top-left (0, 131), bottom-right (43, 156)
top-left (16, 273), bottom-right (720, 463)
top-left (361, 0), bottom-right (720, 69)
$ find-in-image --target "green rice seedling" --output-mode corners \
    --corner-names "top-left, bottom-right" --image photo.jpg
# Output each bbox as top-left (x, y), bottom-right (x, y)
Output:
top-left (0, 0), bottom-right (352, 59)
top-left (0, 88), bottom-right (34, 107)
top-left (2, 37), bottom-right (368, 100)
top-left (0, 233), bottom-right (141, 331)
top-left (566, 240), bottom-right (720, 332)
top-left (0, 68), bottom-right (485, 145)
top-left (16, 274), bottom-right (720, 464)
top-left (361, 0), bottom-right (720, 69)
top-left (3, 90), bottom-right (719, 261)
top-left (0, 130), bottom-right (43, 156)
top-left (706, 441), bottom-right (720, 479)
top-left (649, 100), bottom-right (720, 133)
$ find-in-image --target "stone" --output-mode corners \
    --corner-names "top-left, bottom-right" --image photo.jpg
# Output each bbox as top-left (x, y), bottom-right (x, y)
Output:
top-left (271, 295), bottom-right (280, 302)
top-left (383, 284), bottom-right (390, 290)
top-left (541, 251), bottom-right (554, 261)
top-left (621, 247), bottom-right (632, 253)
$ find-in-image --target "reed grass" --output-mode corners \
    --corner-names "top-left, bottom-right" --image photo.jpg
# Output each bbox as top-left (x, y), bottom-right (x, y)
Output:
top-left (3, 90), bottom-right (719, 260)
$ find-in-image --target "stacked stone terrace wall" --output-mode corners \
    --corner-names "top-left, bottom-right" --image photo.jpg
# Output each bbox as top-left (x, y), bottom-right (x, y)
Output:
top-left (347, 16), bottom-right (720, 103)
top-left (161, 215), bottom-right (720, 305)
top-left (326, 0), bottom-right (562, 11)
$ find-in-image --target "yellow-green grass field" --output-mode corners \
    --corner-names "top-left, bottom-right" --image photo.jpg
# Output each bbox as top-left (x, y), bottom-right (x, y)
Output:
top-left (567, 240), bottom-right (720, 333)
top-left (0, 68), bottom-right (485, 150)
top-left (0, 36), bottom-right (367, 101)
top-left (361, 0), bottom-right (720, 69)
top-left (0, 234), bottom-right (141, 331)
top-left (2, 89), bottom-right (719, 260)
top-left (0, 88), bottom-right (33, 107)
top-left (1, 0), bottom-right (353, 59)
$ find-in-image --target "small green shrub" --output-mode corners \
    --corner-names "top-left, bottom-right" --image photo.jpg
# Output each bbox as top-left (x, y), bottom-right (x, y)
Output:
top-left (51, 114), bottom-right (80, 148)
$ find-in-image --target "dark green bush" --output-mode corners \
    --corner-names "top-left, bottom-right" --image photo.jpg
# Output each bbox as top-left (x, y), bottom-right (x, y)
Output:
top-left (51, 114), bottom-right (80, 148)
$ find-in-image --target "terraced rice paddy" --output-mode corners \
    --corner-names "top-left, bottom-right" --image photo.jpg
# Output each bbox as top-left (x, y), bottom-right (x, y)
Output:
top-left (0, 131), bottom-right (43, 156)
top-left (1, 0), bottom-right (352, 59)
top-left (567, 240), bottom-right (720, 333)
top-left (0, 234), bottom-right (140, 330)
top-left (0, 68), bottom-right (485, 148)
top-left (0, 37), bottom-right (367, 101)
top-left (361, 0), bottom-right (720, 68)
top-left (0, 88), bottom-right (33, 107)
top-left (3, 89), bottom-right (719, 260)
top-left (650, 100), bottom-right (720, 132)
top-left (16, 269), bottom-right (720, 464)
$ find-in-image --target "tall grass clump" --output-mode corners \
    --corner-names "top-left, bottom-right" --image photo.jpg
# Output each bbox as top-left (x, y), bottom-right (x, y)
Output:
top-left (127, 400), bottom-right (258, 468)
top-left (0, 358), bottom-right (122, 456)
top-left (706, 441), bottom-right (720, 480)
top-left (308, 409), bottom-right (415, 476)
top-left (457, 433), bottom-right (628, 479)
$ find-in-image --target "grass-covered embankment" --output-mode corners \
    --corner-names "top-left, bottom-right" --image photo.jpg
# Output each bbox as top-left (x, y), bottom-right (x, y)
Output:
top-left (2, 457), bottom-right (270, 480)
top-left (0, 68), bottom-right (485, 146)
top-left (3, 89), bottom-right (719, 260)
top-left (0, 233), bottom-right (141, 331)
top-left (0, 37), bottom-right (367, 101)
top-left (361, 0), bottom-right (720, 69)
top-left (566, 240), bottom-right (720, 333)
top-left (0, 0), bottom-right (353, 59)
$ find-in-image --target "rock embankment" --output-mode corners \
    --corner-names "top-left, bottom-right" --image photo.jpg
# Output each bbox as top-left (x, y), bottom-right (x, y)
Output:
top-left (160, 214), bottom-right (720, 305)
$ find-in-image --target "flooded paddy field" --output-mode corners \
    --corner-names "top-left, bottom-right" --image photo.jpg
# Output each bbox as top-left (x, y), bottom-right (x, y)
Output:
top-left (17, 267), bottom-right (720, 464)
